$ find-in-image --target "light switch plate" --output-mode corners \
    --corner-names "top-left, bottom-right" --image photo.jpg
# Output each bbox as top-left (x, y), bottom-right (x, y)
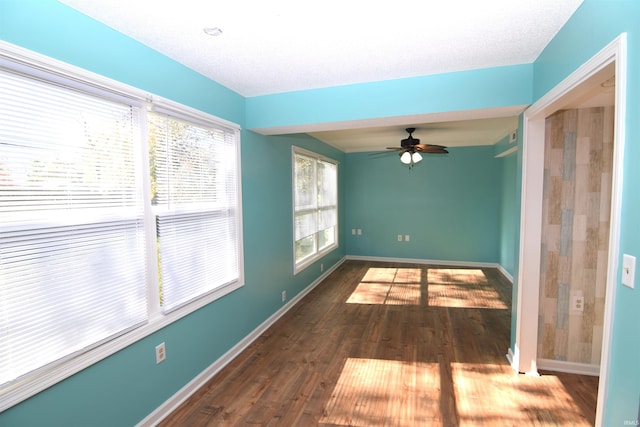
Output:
top-left (622, 254), bottom-right (635, 288)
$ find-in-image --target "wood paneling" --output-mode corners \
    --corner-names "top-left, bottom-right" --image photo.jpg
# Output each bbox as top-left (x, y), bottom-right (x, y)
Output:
top-left (160, 261), bottom-right (597, 426)
top-left (539, 107), bottom-right (614, 365)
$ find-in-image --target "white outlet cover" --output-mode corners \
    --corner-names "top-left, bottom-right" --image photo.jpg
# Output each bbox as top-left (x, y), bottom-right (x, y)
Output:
top-left (622, 254), bottom-right (635, 288)
top-left (155, 342), bottom-right (166, 364)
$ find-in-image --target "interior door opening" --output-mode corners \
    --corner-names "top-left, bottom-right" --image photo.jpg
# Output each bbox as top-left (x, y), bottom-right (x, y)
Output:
top-left (516, 34), bottom-right (627, 427)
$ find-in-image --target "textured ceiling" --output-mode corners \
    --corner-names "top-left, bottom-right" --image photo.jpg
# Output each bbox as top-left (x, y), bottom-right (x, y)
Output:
top-left (61, 0), bottom-right (584, 150)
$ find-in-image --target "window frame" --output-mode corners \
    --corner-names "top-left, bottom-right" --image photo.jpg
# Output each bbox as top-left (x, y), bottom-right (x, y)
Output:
top-left (148, 109), bottom-right (243, 313)
top-left (292, 146), bottom-right (339, 274)
top-left (0, 41), bottom-right (244, 412)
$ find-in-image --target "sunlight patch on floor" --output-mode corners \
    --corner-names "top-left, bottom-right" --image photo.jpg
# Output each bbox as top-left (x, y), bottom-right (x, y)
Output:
top-left (322, 358), bottom-right (592, 427)
top-left (426, 268), bottom-right (508, 309)
top-left (347, 267), bottom-right (507, 308)
top-left (451, 363), bottom-right (592, 426)
top-left (427, 268), bottom-right (489, 285)
top-left (427, 284), bottom-right (509, 309)
top-left (347, 267), bottom-right (422, 305)
top-left (346, 283), bottom-right (421, 305)
top-left (321, 358), bottom-right (441, 426)
top-left (360, 267), bottom-right (420, 283)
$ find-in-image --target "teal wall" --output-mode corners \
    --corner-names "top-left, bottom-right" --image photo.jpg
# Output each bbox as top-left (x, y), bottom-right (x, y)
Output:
top-left (496, 139), bottom-right (518, 278)
top-left (246, 65), bottom-right (532, 131)
top-left (3, 0), bottom-right (640, 425)
top-left (345, 146), bottom-right (501, 263)
top-left (532, 1), bottom-right (640, 424)
top-left (0, 1), bottom-right (345, 426)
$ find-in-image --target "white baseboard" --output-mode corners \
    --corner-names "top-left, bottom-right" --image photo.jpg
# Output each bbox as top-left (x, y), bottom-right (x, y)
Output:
top-left (506, 347), bottom-right (516, 371)
top-left (537, 358), bottom-right (600, 376)
top-left (345, 255), bottom-right (497, 269)
top-left (505, 343), bottom-right (599, 377)
top-left (137, 257), bottom-right (346, 427)
top-left (496, 264), bottom-right (514, 283)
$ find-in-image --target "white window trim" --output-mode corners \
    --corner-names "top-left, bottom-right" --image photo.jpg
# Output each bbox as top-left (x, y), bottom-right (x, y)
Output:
top-left (0, 40), bottom-right (244, 412)
top-left (292, 146), bottom-right (339, 274)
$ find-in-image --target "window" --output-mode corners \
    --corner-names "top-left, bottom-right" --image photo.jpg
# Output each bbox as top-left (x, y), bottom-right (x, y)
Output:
top-left (149, 111), bottom-right (241, 312)
top-left (293, 147), bottom-right (338, 271)
top-left (0, 66), bottom-right (148, 386)
top-left (0, 43), bottom-right (242, 410)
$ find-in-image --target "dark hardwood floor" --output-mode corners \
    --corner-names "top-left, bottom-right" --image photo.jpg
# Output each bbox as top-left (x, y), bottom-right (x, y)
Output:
top-left (159, 260), bottom-right (599, 426)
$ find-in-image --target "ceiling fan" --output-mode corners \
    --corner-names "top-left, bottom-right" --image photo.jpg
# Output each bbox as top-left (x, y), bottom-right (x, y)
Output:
top-left (384, 128), bottom-right (448, 167)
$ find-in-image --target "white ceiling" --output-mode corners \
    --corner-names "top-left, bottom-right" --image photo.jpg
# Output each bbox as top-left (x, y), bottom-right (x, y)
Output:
top-left (61, 0), bottom-right (584, 151)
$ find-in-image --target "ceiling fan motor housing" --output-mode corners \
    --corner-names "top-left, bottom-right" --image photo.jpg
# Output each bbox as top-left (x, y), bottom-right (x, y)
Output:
top-left (400, 127), bottom-right (419, 149)
top-left (401, 137), bottom-right (419, 149)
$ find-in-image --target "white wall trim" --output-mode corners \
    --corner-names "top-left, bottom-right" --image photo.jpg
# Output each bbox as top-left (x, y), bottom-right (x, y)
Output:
top-left (496, 264), bottom-right (514, 283)
top-left (537, 359), bottom-right (601, 377)
top-left (137, 256), bottom-right (346, 427)
top-left (506, 347), bottom-right (515, 367)
top-left (518, 33), bottom-right (627, 427)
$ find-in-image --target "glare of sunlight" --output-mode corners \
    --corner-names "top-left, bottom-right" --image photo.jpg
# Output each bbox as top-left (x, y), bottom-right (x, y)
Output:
top-left (361, 267), bottom-right (399, 283)
top-left (426, 268), bottom-right (508, 309)
top-left (347, 267), bottom-right (422, 305)
top-left (427, 268), bottom-right (489, 285)
top-left (320, 358), bottom-right (440, 426)
top-left (451, 363), bottom-right (591, 426)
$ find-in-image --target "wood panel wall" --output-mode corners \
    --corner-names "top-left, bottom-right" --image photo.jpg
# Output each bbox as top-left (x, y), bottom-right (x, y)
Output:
top-left (538, 106), bottom-right (614, 365)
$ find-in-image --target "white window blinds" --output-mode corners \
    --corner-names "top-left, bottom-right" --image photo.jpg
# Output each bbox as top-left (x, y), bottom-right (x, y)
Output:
top-left (148, 112), bottom-right (241, 312)
top-left (0, 68), bottom-right (147, 385)
top-left (293, 148), bottom-right (338, 269)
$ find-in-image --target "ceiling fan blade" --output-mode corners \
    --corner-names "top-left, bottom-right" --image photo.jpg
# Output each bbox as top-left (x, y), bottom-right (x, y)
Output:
top-left (368, 150), bottom-right (400, 157)
top-left (414, 145), bottom-right (448, 154)
top-left (416, 147), bottom-right (448, 154)
top-left (414, 143), bottom-right (447, 150)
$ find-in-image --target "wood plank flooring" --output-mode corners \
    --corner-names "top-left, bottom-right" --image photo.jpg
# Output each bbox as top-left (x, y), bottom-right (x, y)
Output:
top-left (159, 260), bottom-right (599, 426)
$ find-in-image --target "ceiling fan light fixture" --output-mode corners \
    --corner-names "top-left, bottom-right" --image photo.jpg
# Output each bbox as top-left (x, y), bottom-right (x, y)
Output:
top-left (400, 151), bottom-right (412, 164)
top-left (412, 151), bottom-right (422, 163)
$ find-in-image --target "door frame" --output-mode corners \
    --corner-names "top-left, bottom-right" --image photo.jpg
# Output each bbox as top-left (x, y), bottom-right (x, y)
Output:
top-left (512, 33), bottom-right (627, 426)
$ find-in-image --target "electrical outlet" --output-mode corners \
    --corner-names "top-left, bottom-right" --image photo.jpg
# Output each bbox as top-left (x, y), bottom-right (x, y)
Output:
top-left (397, 235), bottom-right (402, 242)
top-left (405, 235), bottom-right (410, 242)
top-left (622, 254), bottom-right (636, 288)
top-left (282, 290), bottom-right (286, 302)
top-left (321, 263), bottom-right (324, 272)
top-left (155, 342), bottom-right (166, 364)
top-left (571, 296), bottom-right (584, 313)
top-left (357, 229), bottom-right (362, 235)
top-left (351, 229), bottom-right (356, 235)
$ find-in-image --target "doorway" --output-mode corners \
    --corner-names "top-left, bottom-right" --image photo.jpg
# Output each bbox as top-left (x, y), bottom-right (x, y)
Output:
top-left (514, 34), bottom-right (627, 427)
top-left (537, 104), bottom-right (614, 373)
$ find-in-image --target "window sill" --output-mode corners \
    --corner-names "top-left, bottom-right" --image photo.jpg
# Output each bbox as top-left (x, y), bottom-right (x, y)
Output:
top-left (294, 244), bottom-right (338, 275)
